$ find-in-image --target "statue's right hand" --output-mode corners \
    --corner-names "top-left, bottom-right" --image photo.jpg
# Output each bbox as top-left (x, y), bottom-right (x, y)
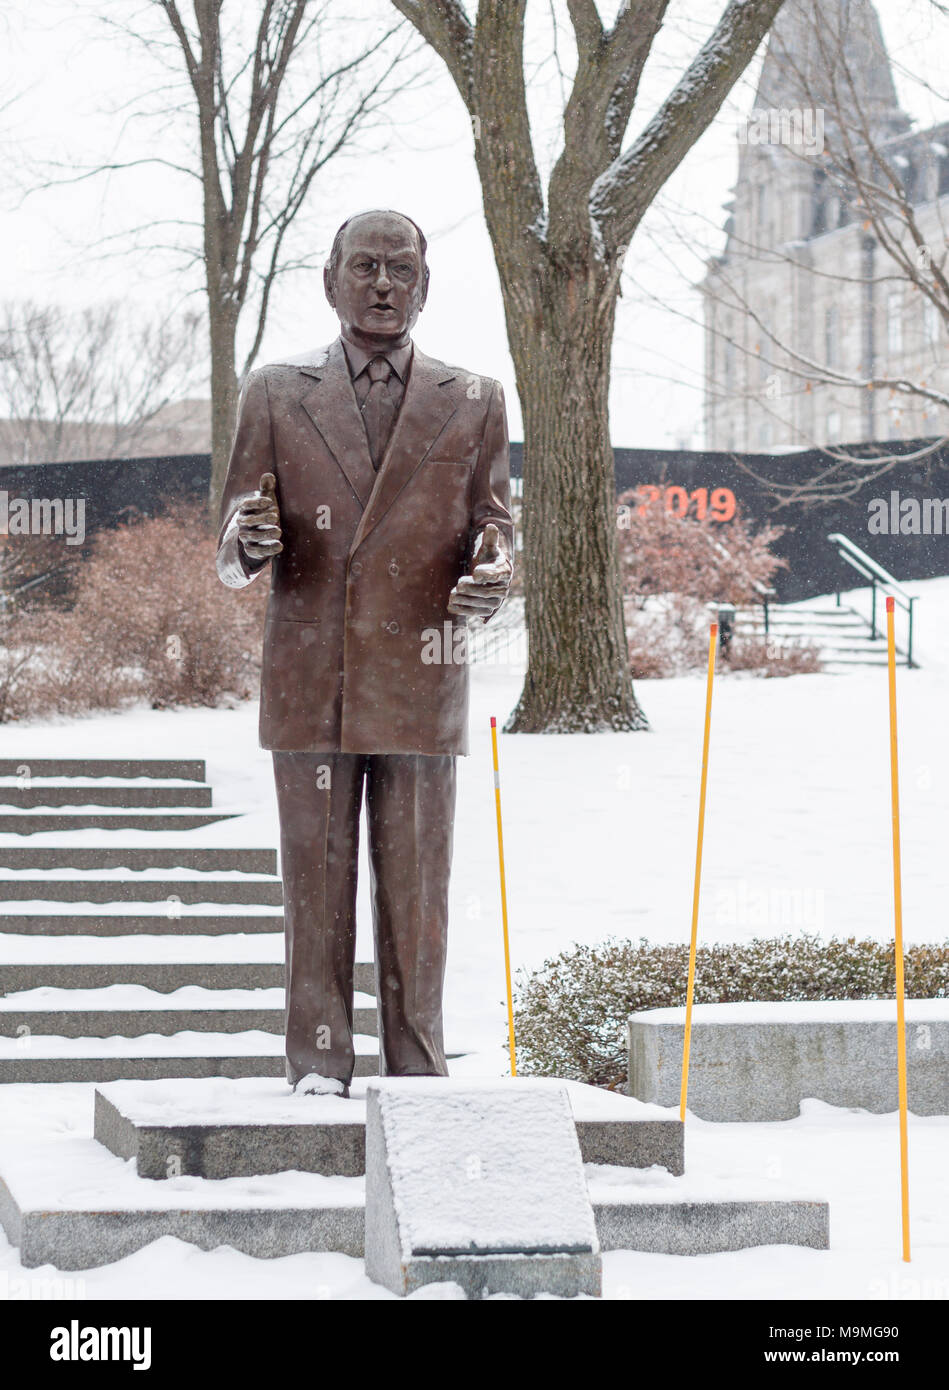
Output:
top-left (237, 472), bottom-right (283, 562)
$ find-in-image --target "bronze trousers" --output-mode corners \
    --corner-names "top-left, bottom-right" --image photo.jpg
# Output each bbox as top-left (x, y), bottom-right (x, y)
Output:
top-left (273, 751), bottom-right (456, 1086)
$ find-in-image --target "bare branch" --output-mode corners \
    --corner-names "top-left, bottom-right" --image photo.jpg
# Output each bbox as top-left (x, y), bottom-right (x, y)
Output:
top-left (548, 0), bottom-right (670, 255)
top-left (593, 0), bottom-right (786, 249)
top-left (0, 300), bottom-right (206, 465)
top-left (391, 0), bottom-right (474, 106)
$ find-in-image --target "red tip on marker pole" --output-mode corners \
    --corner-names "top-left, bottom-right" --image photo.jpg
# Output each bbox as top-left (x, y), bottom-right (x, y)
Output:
top-left (710, 622), bottom-right (718, 636)
top-left (490, 716), bottom-right (497, 728)
top-left (886, 596), bottom-right (895, 613)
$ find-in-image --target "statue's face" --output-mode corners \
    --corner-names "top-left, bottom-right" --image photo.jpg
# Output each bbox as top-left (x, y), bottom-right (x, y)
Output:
top-left (325, 212), bottom-right (427, 347)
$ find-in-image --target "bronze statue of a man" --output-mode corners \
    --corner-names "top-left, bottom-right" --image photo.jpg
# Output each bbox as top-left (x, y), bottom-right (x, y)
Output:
top-left (217, 209), bottom-right (514, 1096)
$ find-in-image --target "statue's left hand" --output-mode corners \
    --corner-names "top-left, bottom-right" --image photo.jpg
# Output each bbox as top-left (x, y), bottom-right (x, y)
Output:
top-left (447, 523), bottom-right (512, 620)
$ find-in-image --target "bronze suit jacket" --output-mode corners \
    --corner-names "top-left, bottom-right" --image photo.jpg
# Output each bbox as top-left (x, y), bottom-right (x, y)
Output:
top-left (216, 337), bottom-right (514, 755)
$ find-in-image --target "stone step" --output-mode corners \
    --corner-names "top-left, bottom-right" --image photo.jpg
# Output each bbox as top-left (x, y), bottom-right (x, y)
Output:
top-left (0, 874), bottom-right (283, 904)
top-left (734, 620), bottom-right (876, 635)
top-left (590, 1197), bottom-right (828, 1257)
top-left (822, 656), bottom-right (895, 667)
top-left (0, 784), bottom-right (214, 809)
top-left (737, 613), bottom-right (866, 628)
top-left (4, 1186), bottom-right (828, 1270)
top-left (735, 621), bottom-right (868, 636)
top-left (808, 636), bottom-right (887, 648)
top-left (0, 911), bottom-right (284, 935)
top-left (739, 612), bottom-right (864, 622)
top-left (0, 989), bottom-right (378, 1038)
top-left (0, 945), bottom-right (374, 997)
top-left (0, 846), bottom-right (278, 873)
top-left (0, 1123), bottom-right (828, 1271)
top-left (0, 759), bottom-right (206, 780)
top-left (0, 960), bottom-right (286, 992)
top-left (0, 1033), bottom-right (380, 1084)
top-left (93, 1076), bottom-right (684, 1180)
top-left (0, 811), bottom-right (239, 834)
top-left (739, 605), bottom-right (863, 619)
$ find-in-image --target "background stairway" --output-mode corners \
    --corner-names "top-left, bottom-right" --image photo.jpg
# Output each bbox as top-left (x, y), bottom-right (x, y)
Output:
top-left (733, 602), bottom-right (908, 670)
top-left (0, 758), bottom-right (379, 1082)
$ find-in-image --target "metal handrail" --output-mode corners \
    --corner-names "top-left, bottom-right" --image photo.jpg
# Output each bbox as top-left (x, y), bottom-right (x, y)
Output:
top-left (827, 532), bottom-right (918, 667)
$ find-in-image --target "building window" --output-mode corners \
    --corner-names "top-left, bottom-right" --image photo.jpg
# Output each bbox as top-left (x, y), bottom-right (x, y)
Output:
top-left (825, 305), bottom-right (838, 366)
top-left (887, 289), bottom-right (903, 356)
top-left (925, 298), bottom-right (941, 345)
top-left (939, 149), bottom-right (949, 198)
top-left (756, 183), bottom-right (771, 245)
top-left (826, 410), bottom-right (841, 443)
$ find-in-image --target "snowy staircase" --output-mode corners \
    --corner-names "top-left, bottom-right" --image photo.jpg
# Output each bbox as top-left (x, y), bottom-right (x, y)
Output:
top-left (733, 602), bottom-right (909, 670)
top-left (0, 758), bottom-right (239, 833)
top-left (0, 758), bottom-right (379, 1083)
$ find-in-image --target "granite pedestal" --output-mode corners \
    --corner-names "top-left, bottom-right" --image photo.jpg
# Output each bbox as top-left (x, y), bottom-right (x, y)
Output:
top-left (629, 999), bottom-right (949, 1121)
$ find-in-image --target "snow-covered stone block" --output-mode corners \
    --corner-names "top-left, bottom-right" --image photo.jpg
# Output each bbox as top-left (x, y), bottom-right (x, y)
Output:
top-left (629, 999), bottom-right (949, 1120)
top-left (92, 1075), bottom-right (682, 1179)
top-left (364, 1078), bottom-right (601, 1298)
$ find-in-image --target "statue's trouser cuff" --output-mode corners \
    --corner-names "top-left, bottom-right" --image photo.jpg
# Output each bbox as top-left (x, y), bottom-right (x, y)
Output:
top-left (273, 749), bottom-right (456, 1087)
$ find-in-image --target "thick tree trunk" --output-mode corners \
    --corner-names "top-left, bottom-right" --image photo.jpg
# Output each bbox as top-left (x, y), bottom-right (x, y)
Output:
top-left (505, 274), bottom-right (648, 733)
top-left (392, 0), bottom-right (787, 734)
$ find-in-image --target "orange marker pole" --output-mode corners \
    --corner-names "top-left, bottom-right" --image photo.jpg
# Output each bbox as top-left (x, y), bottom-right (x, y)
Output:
top-left (885, 595), bottom-right (911, 1262)
top-left (490, 717), bottom-right (517, 1076)
top-left (680, 622), bottom-right (718, 1122)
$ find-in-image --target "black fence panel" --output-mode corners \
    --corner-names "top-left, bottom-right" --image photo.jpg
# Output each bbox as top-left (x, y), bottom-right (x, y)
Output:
top-left (4, 441), bottom-right (949, 604)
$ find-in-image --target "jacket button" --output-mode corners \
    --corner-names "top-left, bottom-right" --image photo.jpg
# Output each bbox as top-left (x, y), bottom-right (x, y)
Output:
top-left (350, 561), bottom-right (362, 576)
top-left (388, 561), bottom-right (399, 576)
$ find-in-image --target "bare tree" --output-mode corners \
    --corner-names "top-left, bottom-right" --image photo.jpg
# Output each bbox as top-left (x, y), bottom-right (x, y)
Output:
top-left (0, 299), bottom-right (204, 464)
top-left (390, 0), bottom-right (786, 734)
top-left (41, 2), bottom-right (418, 516)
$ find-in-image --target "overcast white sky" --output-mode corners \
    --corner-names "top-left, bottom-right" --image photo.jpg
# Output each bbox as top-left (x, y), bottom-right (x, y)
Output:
top-left (2, 0), bottom-right (947, 448)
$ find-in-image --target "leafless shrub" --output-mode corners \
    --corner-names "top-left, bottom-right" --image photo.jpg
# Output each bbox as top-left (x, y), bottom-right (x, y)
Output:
top-left (724, 635), bottom-right (823, 677)
top-left (0, 503), bottom-right (265, 721)
top-left (625, 595), bottom-right (709, 679)
top-left (0, 300), bottom-right (204, 464)
top-left (615, 495), bottom-right (818, 677)
top-left (514, 934), bottom-right (949, 1089)
top-left (617, 490), bottom-right (786, 606)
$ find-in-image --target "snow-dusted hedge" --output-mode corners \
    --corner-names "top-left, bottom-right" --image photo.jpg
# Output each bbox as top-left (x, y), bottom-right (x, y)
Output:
top-left (512, 935), bottom-right (949, 1089)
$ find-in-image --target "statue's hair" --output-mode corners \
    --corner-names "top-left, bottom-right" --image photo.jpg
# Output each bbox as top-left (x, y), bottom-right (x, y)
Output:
top-left (326, 210), bottom-right (428, 286)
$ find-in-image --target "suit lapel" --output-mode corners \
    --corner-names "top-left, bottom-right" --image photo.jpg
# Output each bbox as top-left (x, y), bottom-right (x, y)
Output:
top-left (350, 348), bottom-right (457, 557)
top-left (298, 339), bottom-right (376, 508)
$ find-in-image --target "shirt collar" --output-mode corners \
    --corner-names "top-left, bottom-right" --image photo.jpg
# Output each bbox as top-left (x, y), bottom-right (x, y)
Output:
top-left (341, 336), bottom-right (413, 383)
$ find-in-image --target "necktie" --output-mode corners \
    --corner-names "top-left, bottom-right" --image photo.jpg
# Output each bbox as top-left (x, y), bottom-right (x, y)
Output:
top-left (361, 356), bottom-right (397, 470)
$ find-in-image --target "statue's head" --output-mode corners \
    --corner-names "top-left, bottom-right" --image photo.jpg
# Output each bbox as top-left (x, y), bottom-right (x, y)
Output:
top-left (324, 209), bottom-right (429, 348)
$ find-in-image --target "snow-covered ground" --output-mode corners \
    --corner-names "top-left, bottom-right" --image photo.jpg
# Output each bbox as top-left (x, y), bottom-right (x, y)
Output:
top-left (0, 577), bottom-right (947, 1299)
top-left (1, 1082), bottom-right (946, 1301)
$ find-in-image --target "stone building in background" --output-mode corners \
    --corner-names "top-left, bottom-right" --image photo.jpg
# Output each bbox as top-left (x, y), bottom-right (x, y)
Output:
top-left (702, 0), bottom-right (949, 451)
